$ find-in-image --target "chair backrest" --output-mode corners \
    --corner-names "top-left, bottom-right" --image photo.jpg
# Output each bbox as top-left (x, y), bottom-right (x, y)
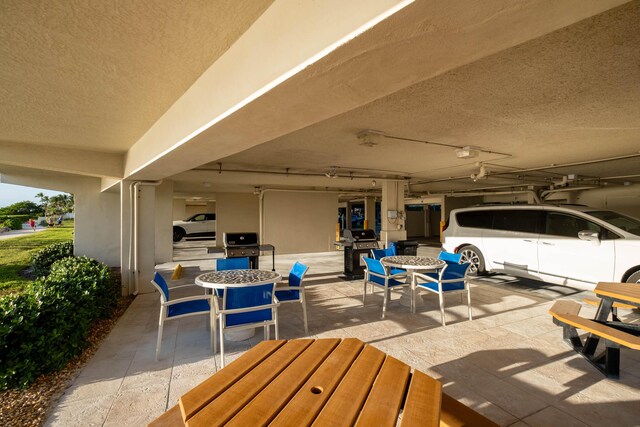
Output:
top-left (217, 257), bottom-right (250, 271)
top-left (223, 283), bottom-right (275, 326)
top-left (363, 257), bottom-right (387, 276)
top-left (152, 272), bottom-right (169, 301)
top-left (438, 251), bottom-right (462, 264)
top-left (371, 247), bottom-right (395, 260)
top-left (288, 262), bottom-right (309, 287)
top-left (440, 262), bottom-right (471, 285)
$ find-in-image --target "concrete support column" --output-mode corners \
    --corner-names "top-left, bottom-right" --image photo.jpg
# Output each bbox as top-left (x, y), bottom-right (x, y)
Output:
top-left (136, 185), bottom-right (157, 294)
top-left (120, 180), bottom-right (132, 295)
top-left (380, 180), bottom-right (407, 246)
top-left (154, 180), bottom-right (173, 263)
top-left (364, 197), bottom-right (376, 231)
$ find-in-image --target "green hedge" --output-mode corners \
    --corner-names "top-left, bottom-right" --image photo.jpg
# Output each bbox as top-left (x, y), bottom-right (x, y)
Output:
top-left (0, 255), bottom-right (118, 390)
top-left (0, 215), bottom-right (29, 230)
top-left (31, 241), bottom-right (74, 277)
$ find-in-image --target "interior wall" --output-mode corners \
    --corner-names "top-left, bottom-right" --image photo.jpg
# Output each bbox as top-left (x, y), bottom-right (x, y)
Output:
top-left (215, 192), bottom-right (259, 247)
top-left (172, 199), bottom-right (186, 220)
top-left (443, 196), bottom-right (483, 225)
top-left (263, 191), bottom-right (338, 254)
top-left (185, 204), bottom-right (209, 217)
top-left (572, 185), bottom-right (640, 218)
top-left (406, 209), bottom-right (426, 237)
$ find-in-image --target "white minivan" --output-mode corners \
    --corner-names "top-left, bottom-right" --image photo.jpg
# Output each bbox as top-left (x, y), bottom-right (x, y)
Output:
top-left (442, 204), bottom-right (640, 286)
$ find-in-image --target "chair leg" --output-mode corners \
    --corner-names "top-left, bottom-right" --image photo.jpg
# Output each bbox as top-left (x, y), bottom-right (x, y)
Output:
top-left (274, 308), bottom-right (280, 340)
top-left (438, 292), bottom-right (446, 326)
top-left (155, 308), bottom-right (166, 362)
top-left (301, 297), bottom-right (308, 335)
top-left (211, 312), bottom-right (216, 354)
top-left (382, 287), bottom-right (389, 319)
top-left (467, 287), bottom-right (473, 321)
top-left (264, 325), bottom-right (268, 340)
top-left (363, 278), bottom-right (367, 306)
top-left (219, 317), bottom-right (225, 369)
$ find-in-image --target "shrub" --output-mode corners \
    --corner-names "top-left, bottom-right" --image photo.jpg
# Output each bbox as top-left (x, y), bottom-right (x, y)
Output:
top-left (0, 256), bottom-right (117, 390)
top-left (31, 241), bottom-right (73, 277)
top-left (0, 215), bottom-right (29, 230)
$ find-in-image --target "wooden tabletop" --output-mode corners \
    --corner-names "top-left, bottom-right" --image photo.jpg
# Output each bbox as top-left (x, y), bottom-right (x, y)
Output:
top-left (149, 338), bottom-right (442, 427)
top-left (594, 282), bottom-right (640, 306)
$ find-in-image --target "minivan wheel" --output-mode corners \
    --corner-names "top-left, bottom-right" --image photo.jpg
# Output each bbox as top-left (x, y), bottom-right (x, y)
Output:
top-left (626, 270), bottom-right (640, 283)
top-left (173, 227), bottom-right (185, 242)
top-left (459, 245), bottom-right (486, 275)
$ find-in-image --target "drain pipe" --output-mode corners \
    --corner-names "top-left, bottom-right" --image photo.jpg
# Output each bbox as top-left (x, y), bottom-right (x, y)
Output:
top-left (128, 180), bottom-right (162, 295)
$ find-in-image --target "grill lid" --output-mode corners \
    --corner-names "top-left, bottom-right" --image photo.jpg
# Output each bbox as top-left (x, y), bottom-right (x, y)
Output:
top-left (224, 232), bottom-right (259, 247)
top-left (343, 229), bottom-right (377, 243)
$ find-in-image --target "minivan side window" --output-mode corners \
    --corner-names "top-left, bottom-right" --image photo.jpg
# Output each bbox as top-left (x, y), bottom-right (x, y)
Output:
top-left (544, 212), bottom-right (605, 238)
top-left (205, 214), bottom-right (216, 221)
top-left (492, 210), bottom-right (543, 233)
top-left (456, 211), bottom-right (492, 229)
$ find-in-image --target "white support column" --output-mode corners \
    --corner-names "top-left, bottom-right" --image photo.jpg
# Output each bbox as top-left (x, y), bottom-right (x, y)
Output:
top-left (120, 180), bottom-right (132, 295)
top-left (380, 180), bottom-right (407, 246)
top-left (136, 185), bottom-right (157, 294)
top-left (154, 180), bottom-right (174, 264)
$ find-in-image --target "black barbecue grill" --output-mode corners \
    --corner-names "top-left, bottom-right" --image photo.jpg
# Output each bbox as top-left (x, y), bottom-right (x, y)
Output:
top-left (222, 232), bottom-right (276, 271)
top-left (341, 229), bottom-right (380, 279)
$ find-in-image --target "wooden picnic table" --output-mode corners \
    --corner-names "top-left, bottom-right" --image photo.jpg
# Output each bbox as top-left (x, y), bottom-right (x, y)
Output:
top-left (149, 338), bottom-right (443, 427)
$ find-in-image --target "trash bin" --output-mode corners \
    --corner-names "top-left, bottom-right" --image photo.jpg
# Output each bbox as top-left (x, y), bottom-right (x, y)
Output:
top-left (395, 240), bottom-right (418, 256)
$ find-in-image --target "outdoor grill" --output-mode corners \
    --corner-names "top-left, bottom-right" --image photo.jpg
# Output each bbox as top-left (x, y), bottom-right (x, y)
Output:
top-left (341, 229), bottom-right (380, 279)
top-left (223, 232), bottom-right (261, 269)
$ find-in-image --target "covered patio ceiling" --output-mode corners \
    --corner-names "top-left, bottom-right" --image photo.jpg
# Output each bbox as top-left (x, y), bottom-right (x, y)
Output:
top-left (178, 0), bottom-right (640, 198)
top-left (1, 0), bottom-right (638, 202)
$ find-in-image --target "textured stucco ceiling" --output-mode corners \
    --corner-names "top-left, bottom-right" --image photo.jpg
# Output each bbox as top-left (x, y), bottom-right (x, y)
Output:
top-left (0, 0), bottom-right (273, 152)
top-left (206, 1), bottom-right (640, 194)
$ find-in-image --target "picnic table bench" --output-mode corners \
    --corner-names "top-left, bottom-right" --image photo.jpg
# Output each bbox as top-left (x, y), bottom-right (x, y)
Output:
top-left (149, 338), bottom-right (497, 426)
top-left (549, 282), bottom-right (640, 378)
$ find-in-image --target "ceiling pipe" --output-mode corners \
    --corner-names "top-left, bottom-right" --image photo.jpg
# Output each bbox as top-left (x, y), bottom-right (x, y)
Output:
top-left (540, 186), bottom-right (599, 200)
top-left (193, 166), bottom-right (407, 181)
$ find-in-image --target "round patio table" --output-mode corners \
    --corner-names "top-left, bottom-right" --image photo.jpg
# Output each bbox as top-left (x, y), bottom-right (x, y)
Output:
top-left (195, 269), bottom-right (281, 341)
top-left (380, 256), bottom-right (446, 313)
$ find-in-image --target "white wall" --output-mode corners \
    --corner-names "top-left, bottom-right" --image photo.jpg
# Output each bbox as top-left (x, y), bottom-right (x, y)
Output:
top-left (172, 199), bottom-right (186, 220)
top-left (570, 185), bottom-right (640, 218)
top-left (154, 181), bottom-right (173, 263)
top-left (263, 191), bottom-right (338, 254)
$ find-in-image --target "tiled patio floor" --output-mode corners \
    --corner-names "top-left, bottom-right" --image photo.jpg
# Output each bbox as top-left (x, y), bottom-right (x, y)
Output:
top-left (45, 246), bottom-right (640, 426)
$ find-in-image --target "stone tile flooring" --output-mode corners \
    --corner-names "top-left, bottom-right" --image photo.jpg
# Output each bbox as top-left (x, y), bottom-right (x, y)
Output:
top-left (45, 246), bottom-right (640, 426)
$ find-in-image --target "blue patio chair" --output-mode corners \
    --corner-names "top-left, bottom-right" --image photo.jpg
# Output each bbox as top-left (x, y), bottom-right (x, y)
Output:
top-left (371, 247), bottom-right (395, 260)
top-left (214, 282), bottom-right (279, 368)
top-left (216, 257), bottom-right (250, 270)
top-left (151, 272), bottom-right (215, 361)
top-left (414, 262), bottom-right (472, 326)
top-left (362, 257), bottom-right (409, 319)
top-left (438, 251), bottom-right (462, 264)
top-left (275, 262), bottom-right (310, 334)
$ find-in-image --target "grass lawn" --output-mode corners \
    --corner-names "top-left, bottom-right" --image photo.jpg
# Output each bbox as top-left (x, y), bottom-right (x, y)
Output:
top-left (0, 221), bottom-right (74, 295)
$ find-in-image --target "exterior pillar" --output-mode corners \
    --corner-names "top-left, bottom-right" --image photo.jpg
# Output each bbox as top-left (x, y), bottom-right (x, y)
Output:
top-left (154, 180), bottom-right (174, 263)
top-left (120, 180), bottom-right (132, 295)
top-left (380, 180), bottom-right (407, 246)
top-left (364, 197), bottom-right (376, 231)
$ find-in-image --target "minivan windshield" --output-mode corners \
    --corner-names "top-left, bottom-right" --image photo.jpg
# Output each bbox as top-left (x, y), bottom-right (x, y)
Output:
top-left (586, 210), bottom-right (640, 237)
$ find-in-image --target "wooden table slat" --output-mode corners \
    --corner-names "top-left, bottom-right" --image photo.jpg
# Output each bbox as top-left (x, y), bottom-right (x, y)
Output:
top-left (179, 340), bottom-right (286, 421)
top-left (269, 338), bottom-right (366, 426)
top-left (399, 370), bottom-right (442, 427)
top-left (148, 404), bottom-right (182, 427)
top-left (312, 345), bottom-right (386, 427)
top-left (355, 355), bottom-right (411, 427)
top-left (186, 339), bottom-right (314, 427)
top-left (595, 282), bottom-right (640, 305)
top-left (226, 338), bottom-right (342, 426)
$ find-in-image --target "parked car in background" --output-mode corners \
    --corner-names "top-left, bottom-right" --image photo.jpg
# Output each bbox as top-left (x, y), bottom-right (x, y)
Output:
top-left (173, 213), bottom-right (216, 242)
top-left (442, 204), bottom-right (640, 286)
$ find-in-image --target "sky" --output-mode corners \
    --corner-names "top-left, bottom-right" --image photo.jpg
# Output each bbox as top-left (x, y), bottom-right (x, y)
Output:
top-left (0, 183), bottom-right (64, 208)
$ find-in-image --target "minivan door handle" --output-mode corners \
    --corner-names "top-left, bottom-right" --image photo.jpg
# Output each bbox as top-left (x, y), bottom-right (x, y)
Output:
top-left (540, 241), bottom-right (554, 246)
top-left (523, 239), bottom-right (534, 242)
